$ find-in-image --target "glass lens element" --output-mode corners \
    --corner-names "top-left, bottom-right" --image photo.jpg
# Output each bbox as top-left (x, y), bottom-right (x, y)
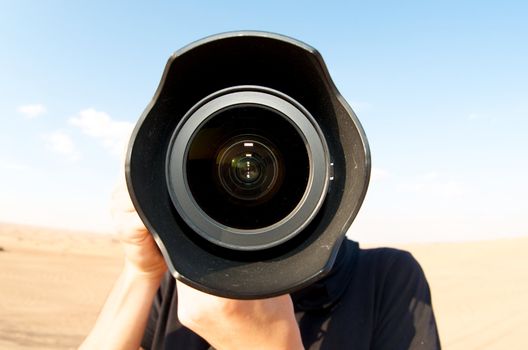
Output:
top-left (186, 105), bottom-right (309, 229)
top-left (217, 136), bottom-right (280, 201)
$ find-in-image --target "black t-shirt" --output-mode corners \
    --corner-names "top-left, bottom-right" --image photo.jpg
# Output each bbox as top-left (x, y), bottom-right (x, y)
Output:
top-left (141, 240), bottom-right (441, 349)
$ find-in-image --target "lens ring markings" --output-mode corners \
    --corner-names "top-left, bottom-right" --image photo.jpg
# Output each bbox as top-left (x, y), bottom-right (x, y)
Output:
top-left (165, 86), bottom-right (330, 251)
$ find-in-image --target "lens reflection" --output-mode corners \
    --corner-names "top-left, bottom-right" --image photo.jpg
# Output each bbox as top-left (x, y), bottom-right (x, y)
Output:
top-left (217, 136), bottom-right (281, 201)
top-left (186, 105), bottom-right (309, 229)
top-left (234, 156), bottom-right (260, 184)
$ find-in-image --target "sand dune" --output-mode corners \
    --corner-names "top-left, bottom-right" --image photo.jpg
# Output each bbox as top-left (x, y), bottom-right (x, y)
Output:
top-left (397, 238), bottom-right (528, 349)
top-left (1, 223), bottom-right (527, 349)
top-left (0, 224), bottom-right (123, 350)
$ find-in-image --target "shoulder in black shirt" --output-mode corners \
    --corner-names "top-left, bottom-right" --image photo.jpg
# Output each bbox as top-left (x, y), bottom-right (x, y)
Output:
top-left (141, 240), bottom-right (441, 350)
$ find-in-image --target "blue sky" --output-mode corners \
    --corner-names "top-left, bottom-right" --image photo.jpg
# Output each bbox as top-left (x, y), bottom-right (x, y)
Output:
top-left (1, 1), bottom-right (527, 242)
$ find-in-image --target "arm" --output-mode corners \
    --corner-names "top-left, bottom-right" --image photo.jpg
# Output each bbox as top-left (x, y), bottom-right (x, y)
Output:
top-left (176, 281), bottom-right (304, 350)
top-left (79, 264), bottom-right (164, 350)
top-left (80, 181), bottom-right (304, 350)
top-left (79, 183), bottom-right (167, 350)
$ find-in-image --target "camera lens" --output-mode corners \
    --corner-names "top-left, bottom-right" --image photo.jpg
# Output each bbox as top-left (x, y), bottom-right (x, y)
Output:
top-left (234, 155), bottom-right (261, 184)
top-left (166, 87), bottom-right (330, 250)
top-left (186, 105), bottom-right (306, 229)
top-left (216, 136), bottom-right (281, 201)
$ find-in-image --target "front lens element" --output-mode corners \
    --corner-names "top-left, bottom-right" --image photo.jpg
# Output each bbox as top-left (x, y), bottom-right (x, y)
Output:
top-left (235, 156), bottom-right (261, 184)
top-left (186, 105), bottom-right (309, 229)
top-left (217, 137), bottom-right (280, 201)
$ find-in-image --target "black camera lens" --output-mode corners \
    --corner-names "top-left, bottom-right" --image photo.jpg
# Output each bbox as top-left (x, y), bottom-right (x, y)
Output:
top-left (234, 154), bottom-right (261, 184)
top-left (166, 87), bottom-right (330, 250)
top-left (128, 32), bottom-right (371, 297)
top-left (186, 105), bottom-right (307, 229)
top-left (216, 136), bottom-right (281, 201)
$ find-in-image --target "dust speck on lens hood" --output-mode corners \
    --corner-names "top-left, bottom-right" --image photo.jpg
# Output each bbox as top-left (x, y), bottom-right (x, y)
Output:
top-left (126, 31), bottom-right (370, 299)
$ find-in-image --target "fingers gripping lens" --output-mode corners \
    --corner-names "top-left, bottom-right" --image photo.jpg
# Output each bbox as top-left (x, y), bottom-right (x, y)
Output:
top-left (166, 86), bottom-right (330, 251)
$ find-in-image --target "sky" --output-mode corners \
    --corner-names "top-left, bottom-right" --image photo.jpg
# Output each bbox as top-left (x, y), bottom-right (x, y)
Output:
top-left (1, 0), bottom-right (527, 243)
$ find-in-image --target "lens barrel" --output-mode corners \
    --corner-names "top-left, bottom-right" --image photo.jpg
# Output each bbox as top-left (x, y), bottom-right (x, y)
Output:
top-left (126, 32), bottom-right (370, 298)
top-left (166, 86), bottom-right (330, 250)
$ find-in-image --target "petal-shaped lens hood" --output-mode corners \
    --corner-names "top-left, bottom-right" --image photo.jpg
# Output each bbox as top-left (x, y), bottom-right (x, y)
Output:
top-left (126, 31), bottom-right (370, 298)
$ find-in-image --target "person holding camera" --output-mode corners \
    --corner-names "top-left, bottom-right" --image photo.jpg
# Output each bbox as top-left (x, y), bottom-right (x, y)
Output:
top-left (80, 32), bottom-right (440, 349)
top-left (79, 181), bottom-right (440, 350)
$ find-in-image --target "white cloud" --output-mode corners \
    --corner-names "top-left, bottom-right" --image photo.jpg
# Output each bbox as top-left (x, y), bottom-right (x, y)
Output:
top-left (44, 130), bottom-right (80, 160)
top-left (350, 100), bottom-right (372, 115)
top-left (17, 104), bottom-right (47, 119)
top-left (371, 167), bottom-right (390, 182)
top-left (468, 112), bottom-right (495, 122)
top-left (69, 108), bottom-right (134, 156)
top-left (0, 160), bottom-right (30, 171)
top-left (398, 171), bottom-right (465, 198)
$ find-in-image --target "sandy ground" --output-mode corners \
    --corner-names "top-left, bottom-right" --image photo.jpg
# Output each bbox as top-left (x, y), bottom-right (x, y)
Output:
top-left (397, 239), bottom-right (528, 350)
top-left (0, 223), bottom-right (123, 350)
top-left (1, 223), bottom-right (527, 349)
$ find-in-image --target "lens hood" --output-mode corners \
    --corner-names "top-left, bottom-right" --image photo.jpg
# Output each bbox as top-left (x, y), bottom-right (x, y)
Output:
top-left (126, 31), bottom-right (370, 298)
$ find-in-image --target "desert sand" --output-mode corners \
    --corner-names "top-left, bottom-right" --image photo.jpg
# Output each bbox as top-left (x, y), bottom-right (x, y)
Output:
top-left (1, 222), bottom-right (527, 349)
